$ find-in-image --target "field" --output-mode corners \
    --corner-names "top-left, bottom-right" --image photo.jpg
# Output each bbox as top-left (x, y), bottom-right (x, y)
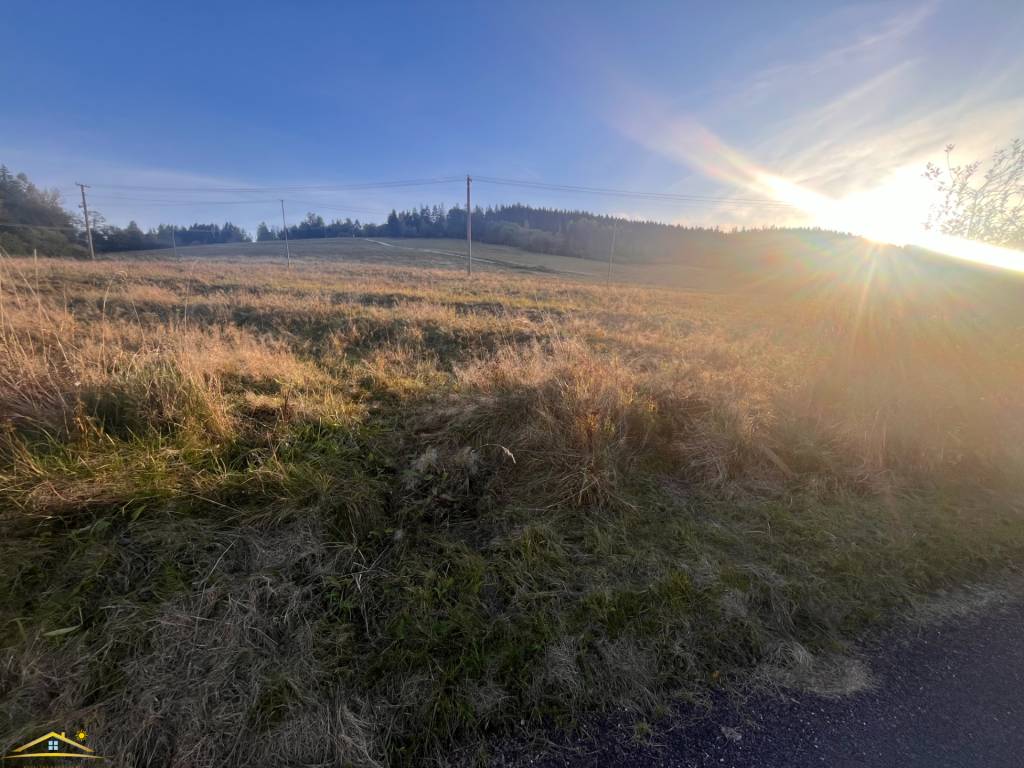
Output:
top-left (1, 243), bottom-right (1023, 766)
top-left (116, 235), bottom-right (735, 291)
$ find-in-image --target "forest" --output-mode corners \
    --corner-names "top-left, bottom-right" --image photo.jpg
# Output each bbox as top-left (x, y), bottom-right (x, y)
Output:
top-left (2, 164), bottom-right (858, 264)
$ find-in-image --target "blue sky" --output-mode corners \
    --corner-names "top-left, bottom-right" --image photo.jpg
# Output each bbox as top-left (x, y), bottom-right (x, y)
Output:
top-left (2, 0), bottom-right (1022, 235)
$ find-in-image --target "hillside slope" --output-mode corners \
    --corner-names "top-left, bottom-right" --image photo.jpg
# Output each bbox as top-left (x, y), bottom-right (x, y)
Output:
top-left (1, 254), bottom-right (1023, 765)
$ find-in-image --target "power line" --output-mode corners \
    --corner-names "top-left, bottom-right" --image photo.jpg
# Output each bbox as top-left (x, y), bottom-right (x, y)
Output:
top-left (81, 194), bottom-right (388, 217)
top-left (279, 199), bottom-right (291, 268)
top-left (0, 221), bottom-right (254, 232)
top-left (0, 221), bottom-right (79, 231)
top-left (281, 200), bottom-right (390, 216)
top-left (87, 196), bottom-right (285, 206)
top-left (82, 176), bottom-right (464, 194)
top-left (38, 173), bottom-right (803, 239)
top-left (475, 175), bottom-right (794, 205)
top-left (466, 175), bottom-right (472, 276)
top-left (66, 173), bottom-right (797, 211)
top-left (76, 182), bottom-right (95, 259)
top-left (473, 175), bottom-right (796, 208)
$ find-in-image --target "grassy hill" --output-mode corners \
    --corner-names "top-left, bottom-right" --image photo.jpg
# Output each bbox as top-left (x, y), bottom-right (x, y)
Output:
top-left (114, 232), bottom-right (1024, 296)
top-left (115, 235), bottom-right (736, 290)
top-left (1, 250), bottom-right (1023, 765)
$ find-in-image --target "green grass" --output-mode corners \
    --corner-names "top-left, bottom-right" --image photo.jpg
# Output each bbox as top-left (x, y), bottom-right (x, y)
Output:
top-left (1, 252), bottom-right (1023, 766)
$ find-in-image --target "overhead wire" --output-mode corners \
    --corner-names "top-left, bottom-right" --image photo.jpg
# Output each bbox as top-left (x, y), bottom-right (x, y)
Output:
top-left (82, 194), bottom-right (390, 217)
top-left (81, 176), bottom-right (464, 194)
top-left (0, 221), bottom-right (79, 231)
top-left (69, 174), bottom-right (794, 209)
top-left (33, 173), bottom-right (800, 233)
top-left (473, 175), bottom-right (796, 208)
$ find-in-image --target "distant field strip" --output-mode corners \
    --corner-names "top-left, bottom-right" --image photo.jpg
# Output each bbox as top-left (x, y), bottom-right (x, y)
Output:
top-left (363, 238), bottom-right (595, 276)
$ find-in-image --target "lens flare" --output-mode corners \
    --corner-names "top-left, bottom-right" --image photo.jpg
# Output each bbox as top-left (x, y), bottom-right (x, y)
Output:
top-left (624, 115), bottom-right (1024, 273)
top-left (756, 169), bottom-right (1024, 273)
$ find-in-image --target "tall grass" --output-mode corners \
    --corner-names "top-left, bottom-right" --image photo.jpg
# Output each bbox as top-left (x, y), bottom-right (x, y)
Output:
top-left (1, 253), bottom-right (1022, 766)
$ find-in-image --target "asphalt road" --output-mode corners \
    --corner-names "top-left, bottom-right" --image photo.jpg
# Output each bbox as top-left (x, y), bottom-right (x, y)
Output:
top-left (521, 599), bottom-right (1024, 768)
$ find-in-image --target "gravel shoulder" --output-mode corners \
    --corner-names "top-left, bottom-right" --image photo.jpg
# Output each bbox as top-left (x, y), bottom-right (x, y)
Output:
top-left (512, 595), bottom-right (1024, 768)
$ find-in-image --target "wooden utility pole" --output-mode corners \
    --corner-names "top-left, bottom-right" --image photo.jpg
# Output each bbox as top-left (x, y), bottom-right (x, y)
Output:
top-left (607, 223), bottom-right (617, 285)
top-left (466, 174), bottom-right (472, 276)
top-left (76, 182), bottom-right (95, 260)
top-left (280, 199), bottom-right (291, 268)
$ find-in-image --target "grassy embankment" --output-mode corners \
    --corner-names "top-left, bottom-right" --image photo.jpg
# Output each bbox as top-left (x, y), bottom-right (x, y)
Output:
top-left (1, 250), bottom-right (1022, 765)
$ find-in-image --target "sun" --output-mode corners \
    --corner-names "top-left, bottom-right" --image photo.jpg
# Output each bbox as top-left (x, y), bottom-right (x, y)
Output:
top-left (757, 165), bottom-right (1024, 273)
top-left (76, 730), bottom-right (87, 741)
top-left (638, 116), bottom-right (1024, 274)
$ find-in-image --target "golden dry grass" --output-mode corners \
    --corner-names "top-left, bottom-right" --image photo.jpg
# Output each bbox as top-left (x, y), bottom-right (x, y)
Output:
top-left (1, 251), bottom-right (1022, 765)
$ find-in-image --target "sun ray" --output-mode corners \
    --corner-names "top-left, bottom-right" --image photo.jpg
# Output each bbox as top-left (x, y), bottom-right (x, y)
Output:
top-left (638, 116), bottom-right (1024, 272)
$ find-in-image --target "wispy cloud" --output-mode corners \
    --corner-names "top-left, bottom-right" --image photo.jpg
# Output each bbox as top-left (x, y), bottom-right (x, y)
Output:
top-left (609, 1), bottom-right (1024, 229)
top-left (735, 1), bottom-right (937, 109)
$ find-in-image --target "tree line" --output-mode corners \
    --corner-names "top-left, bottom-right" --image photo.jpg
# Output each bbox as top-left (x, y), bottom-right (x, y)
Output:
top-left (0, 166), bottom-right (893, 265)
top-left (0, 166), bottom-right (869, 266)
top-left (3, 139), bottom-right (1019, 260)
top-left (0, 166), bottom-right (83, 257)
top-left (0, 165), bottom-right (256, 255)
top-left (91, 220), bottom-right (252, 251)
top-left (255, 204), bottom-right (737, 264)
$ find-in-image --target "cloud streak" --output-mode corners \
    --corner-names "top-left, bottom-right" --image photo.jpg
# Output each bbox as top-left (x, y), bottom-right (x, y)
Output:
top-left (609, 1), bottom-right (1024, 230)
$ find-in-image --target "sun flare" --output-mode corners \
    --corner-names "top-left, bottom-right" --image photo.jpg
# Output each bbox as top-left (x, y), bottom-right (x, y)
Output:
top-left (757, 166), bottom-right (1024, 273)
top-left (630, 116), bottom-right (1024, 273)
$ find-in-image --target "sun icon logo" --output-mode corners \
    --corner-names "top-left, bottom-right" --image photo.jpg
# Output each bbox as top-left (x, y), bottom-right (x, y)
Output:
top-left (76, 730), bottom-right (88, 741)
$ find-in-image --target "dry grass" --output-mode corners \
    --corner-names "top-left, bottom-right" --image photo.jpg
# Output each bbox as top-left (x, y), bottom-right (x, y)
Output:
top-left (1, 251), bottom-right (1023, 765)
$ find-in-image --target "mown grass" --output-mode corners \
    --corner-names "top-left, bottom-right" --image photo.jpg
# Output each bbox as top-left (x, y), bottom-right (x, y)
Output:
top-left (1, 252), bottom-right (1023, 766)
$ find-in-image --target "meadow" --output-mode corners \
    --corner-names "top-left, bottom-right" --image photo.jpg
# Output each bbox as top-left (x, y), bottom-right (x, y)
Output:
top-left (1, 241), bottom-right (1023, 766)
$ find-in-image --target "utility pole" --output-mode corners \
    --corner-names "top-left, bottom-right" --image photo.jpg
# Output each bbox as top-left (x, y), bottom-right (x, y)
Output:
top-left (170, 227), bottom-right (179, 258)
top-left (76, 182), bottom-right (95, 260)
top-left (466, 174), bottom-right (472, 276)
top-left (607, 223), bottom-right (617, 285)
top-left (280, 199), bottom-right (291, 268)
